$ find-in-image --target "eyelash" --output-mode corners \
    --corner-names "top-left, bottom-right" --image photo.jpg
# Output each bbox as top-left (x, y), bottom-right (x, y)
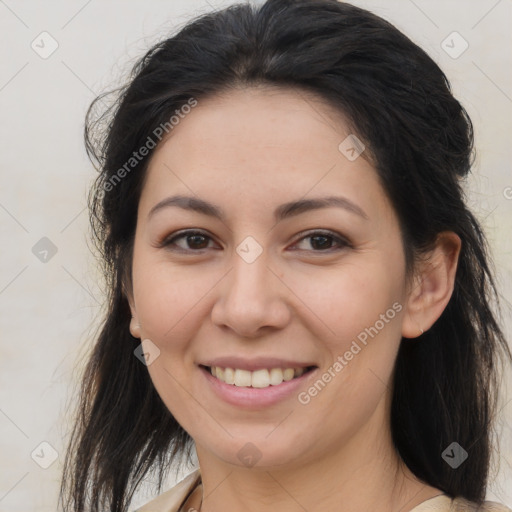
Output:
top-left (160, 229), bottom-right (351, 254)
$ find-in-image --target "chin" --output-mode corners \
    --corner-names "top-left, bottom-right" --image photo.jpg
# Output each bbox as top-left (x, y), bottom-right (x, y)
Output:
top-left (198, 433), bottom-right (309, 471)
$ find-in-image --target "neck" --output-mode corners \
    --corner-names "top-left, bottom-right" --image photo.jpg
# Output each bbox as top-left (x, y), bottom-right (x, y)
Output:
top-left (193, 397), bottom-right (442, 512)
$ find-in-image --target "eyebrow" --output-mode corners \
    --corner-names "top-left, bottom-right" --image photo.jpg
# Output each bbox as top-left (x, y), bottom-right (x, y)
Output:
top-left (148, 194), bottom-right (369, 222)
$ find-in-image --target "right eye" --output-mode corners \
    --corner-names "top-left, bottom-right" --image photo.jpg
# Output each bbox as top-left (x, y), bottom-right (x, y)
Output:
top-left (160, 229), bottom-right (218, 252)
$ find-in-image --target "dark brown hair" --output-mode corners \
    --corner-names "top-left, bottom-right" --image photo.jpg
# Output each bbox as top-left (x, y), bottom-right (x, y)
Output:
top-left (60, 1), bottom-right (512, 510)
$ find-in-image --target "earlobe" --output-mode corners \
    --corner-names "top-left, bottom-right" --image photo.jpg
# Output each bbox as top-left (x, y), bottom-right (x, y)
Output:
top-left (127, 296), bottom-right (141, 339)
top-left (402, 231), bottom-right (461, 339)
top-left (130, 315), bottom-right (141, 339)
top-left (125, 284), bottom-right (141, 339)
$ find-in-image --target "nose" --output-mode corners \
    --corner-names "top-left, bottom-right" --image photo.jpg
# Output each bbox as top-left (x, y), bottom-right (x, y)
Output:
top-left (210, 248), bottom-right (291, 338)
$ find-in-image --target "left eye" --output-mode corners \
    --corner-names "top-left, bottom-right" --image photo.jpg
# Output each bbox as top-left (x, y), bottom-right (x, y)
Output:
top-left (161, 229), bottom-right (349, 253)
top-left (291, 230), bottom-right (350, 252)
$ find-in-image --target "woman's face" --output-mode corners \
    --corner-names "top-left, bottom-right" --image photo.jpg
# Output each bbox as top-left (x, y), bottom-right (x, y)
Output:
top-left (129, 86), bottom-right (412, 470)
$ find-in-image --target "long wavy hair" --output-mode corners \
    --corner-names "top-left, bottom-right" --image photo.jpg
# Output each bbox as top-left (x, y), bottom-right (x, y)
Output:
top-left (60, 1), bottom-right (512, 510)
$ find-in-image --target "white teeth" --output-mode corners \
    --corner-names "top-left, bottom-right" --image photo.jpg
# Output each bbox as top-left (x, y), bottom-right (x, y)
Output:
top-left (269, 368), bottom-right (284, 386)
top-left (209, 366), bottom-right (310, 388)
top-left (223, 367), bottom-right (235, 385)
top-left (283, 368), bottom-right (295, 381)
top-left (251, 369), bottom-right (270, 388)
top-left (234, 369), bottom-right (252, 387)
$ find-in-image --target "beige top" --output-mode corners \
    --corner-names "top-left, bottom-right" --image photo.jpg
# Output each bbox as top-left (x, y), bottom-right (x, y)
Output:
top-left (135, 469), bottom-right (512, 512)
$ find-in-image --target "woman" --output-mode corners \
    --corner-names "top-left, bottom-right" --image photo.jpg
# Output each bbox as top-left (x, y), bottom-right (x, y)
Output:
top-left (60, 1), bottom-right (512, 511)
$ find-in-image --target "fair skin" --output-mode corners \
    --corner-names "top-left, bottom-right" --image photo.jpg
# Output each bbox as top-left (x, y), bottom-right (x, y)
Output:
top-left (128, 86), bottom-right (461, 512)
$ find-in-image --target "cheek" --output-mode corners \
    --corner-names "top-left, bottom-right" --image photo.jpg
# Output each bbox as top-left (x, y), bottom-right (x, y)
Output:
top-left (289, 262), bottom-right (405, 432)
top-left (131, 257), bottom-right (211, 417)
top-left (290, 258), bottom-right (404, 351)
top-left (131, 248), bottom-right (211, 349)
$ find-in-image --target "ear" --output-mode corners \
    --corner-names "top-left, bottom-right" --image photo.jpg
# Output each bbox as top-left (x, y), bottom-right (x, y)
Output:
top-left (402, 231), bottom-right (461, 339)
top-left (125, 286), bottom-right (141, 339)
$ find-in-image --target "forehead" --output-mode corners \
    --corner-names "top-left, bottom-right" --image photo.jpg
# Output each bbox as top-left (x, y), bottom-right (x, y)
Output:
top-left (164, 85), bottom-right (353, 155)
top-left (138, 86), bottom-right (392, 226)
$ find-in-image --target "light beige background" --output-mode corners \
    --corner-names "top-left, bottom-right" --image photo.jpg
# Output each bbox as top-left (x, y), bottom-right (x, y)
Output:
top-left (0, 0), bottom-right (511, 510)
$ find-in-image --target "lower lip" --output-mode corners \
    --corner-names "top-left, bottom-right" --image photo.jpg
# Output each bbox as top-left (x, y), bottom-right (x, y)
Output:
top-left (199, 365), bottom-right (318, 409)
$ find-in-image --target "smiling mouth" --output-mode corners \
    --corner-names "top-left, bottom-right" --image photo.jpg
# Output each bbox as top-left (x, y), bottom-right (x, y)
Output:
top-left (200, 365), bottom-right (317, 388)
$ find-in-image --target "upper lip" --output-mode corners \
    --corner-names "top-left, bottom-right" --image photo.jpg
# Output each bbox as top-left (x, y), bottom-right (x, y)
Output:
top-left (199, 357), bottom-right (317, 372)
